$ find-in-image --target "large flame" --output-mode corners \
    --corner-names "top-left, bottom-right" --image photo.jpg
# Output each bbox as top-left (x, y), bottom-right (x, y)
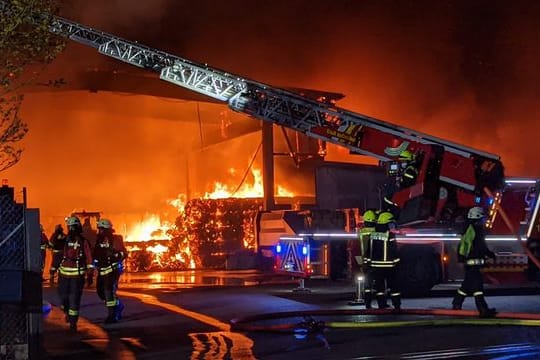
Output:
top-left (122, 166), bottom-right (295, 271)
top-left (205, 168), bottom-right (293, 199)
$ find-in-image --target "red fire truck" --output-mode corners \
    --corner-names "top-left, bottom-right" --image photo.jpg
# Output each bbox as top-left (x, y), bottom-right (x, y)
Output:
top-left (34, 9), bottom-right (540, 294)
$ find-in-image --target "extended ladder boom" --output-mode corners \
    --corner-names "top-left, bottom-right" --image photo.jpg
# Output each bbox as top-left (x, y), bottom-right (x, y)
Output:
top-left (48, 16), bottom-right (498, 163)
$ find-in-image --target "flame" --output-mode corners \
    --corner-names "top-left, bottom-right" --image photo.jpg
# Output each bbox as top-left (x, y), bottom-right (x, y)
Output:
top-left (121, 166), bottom-right (295, 271)
top-left (205, 168), bottom-right (293, 199)
top-left (125, 214), bottom-right (173, 243)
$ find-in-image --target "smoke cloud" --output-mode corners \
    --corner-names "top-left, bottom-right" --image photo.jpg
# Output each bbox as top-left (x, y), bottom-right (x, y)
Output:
top-left (4, 0), bottom-right (540, 232)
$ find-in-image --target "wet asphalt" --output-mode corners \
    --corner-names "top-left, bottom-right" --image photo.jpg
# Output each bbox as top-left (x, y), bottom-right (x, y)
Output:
top-left (40, 271), bottom-right (540, 359)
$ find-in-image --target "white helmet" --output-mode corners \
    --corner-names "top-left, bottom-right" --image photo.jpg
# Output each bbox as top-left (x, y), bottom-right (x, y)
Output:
top-left (66, 216), bottom-right (81, 227)
top-left (97, 218), bottom-right (113, 229)
top-left (467, 206), bottom-right (485, 220)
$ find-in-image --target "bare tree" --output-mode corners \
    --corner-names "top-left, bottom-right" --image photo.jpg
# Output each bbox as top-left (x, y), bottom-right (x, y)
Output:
top-left (0, 0), bottom-right (65, 171)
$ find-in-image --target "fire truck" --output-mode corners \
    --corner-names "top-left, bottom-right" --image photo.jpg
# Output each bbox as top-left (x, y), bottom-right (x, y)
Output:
top-left (18, 8), bottom-right (539, 294)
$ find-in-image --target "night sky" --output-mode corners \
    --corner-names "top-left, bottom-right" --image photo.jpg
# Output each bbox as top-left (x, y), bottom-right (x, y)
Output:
top-left (4, 0), bottom-right (540, 229)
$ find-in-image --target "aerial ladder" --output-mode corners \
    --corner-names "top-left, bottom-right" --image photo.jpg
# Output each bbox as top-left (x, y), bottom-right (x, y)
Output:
top-left (3, 4), bottom-right (505, 225)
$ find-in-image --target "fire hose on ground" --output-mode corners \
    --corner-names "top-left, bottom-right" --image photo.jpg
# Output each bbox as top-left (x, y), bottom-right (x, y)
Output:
top-left (230, 308), bottom-right (540, 333)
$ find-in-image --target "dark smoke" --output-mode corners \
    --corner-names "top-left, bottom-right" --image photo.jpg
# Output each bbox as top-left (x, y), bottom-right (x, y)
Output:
top-left (4, 0), bottom-right (540, 232)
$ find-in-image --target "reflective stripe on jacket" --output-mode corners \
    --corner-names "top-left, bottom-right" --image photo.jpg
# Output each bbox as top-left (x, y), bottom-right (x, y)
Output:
top-left (366, 230), bottom-right (400, 268)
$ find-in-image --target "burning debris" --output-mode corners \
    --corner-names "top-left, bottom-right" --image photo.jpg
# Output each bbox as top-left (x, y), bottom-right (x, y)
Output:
top-left (123, 167), bottom-right (294, 271)
top-left (125, 198), bottom-right (263, 271)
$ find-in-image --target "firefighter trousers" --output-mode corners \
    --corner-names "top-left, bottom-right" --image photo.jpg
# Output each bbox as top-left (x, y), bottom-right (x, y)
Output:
top-left (362, 267), bottom-right (374, 308)
top-left (97, 269), bottom-right (121, 321)
top-left (372, 266), bottom-right (401, 309)
top-left (452, 265), bottom-right (494, 316)
top-left (57, 275), bottom-right (85, 329)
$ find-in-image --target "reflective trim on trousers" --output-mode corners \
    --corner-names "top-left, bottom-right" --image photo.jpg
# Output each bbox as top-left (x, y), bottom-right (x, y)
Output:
top-left (390, 292), bottom-right (401, 297)
top-left (473, 291), bottom-right (484, 296)
top-left (98, 262), bottom-right (121, 276)
top-left (106, 300), bottom-right (117, 307)
top-left (68, 309), bottom-right (79, 316)
top-left (458, 289), bottom-right (467, 296)
top-left (59, 267), bottom-right (84, 276)
top-left (466, 258), bottom-right (485, 266)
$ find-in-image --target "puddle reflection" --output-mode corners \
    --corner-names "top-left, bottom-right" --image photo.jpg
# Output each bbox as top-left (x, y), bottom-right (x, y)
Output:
top-left (189, 331), bottom-right (256, 360)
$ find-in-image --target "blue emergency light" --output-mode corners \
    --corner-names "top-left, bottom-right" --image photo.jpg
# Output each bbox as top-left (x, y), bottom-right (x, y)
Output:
top-left (302, 245), bottom-right (308, 256)
top-left (276, 244), bottom-right (282, 254)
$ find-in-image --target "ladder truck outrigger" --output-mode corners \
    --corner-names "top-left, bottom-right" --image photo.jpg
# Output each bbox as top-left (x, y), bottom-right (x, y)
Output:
top-left (16, 7), bottom-right (539, 294)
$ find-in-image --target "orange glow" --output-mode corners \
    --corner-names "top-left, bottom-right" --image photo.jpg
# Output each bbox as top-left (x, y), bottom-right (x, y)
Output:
top-left (205, 168), bottom-right (293, 199)
top-left (119, 166), bottom-right (295, 270)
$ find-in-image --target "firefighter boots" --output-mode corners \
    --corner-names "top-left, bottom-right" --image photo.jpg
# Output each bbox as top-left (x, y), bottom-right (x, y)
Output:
top-left (105, 306), bottom-right (118, 324)
top-left (452, 292), bottom-right (466, 310)
top-left (376, 295), bottom-right (389, 309)
top-left (475, 295), bottom-right (497, 318)
top-left (68, 316), bottom-right (78, 332)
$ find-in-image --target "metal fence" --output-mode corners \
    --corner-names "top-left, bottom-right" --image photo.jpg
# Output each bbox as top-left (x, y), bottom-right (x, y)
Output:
top-left (0, 187), bottom-right (29, 360)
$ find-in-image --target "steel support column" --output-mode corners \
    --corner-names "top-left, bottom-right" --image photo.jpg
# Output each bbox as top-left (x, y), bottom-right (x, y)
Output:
top-left (262, 121), bottom-right (275, 211)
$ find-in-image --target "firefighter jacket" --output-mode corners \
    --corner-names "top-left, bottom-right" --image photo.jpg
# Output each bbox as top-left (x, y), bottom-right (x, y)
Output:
top-left (358, 226), bottom-right (375, 263)
top-left (40, 232), bottom-right (49, 250)
top-left (93, 233), bottom-right (127, 276)
top-left (366, 230), bottom-right (400, 268)
top-left (457, 222), bottom-right (494, 266)
top-left (59, 233), bottom-right (94, 277)
top-left (400, 164), bottom-right (419, 188)
top-left (49, 230), bottom-right (67, 253)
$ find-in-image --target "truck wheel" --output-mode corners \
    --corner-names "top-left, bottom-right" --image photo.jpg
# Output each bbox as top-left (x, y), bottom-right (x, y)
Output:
top-left (398, 245), bottom-right (441, 297)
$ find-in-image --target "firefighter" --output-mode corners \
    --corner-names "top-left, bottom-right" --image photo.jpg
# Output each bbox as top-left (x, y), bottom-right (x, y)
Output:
top-left (452, 206), bottom-right (497, 318)
top-left (58, 216), bottom-right (94, 331)
top-left (357, 209), bottom-right (378, 309)
top-left (39, 224), bottom-right (49, 280)
top-left (48, 224), bottom-right (67, 285)
top-left (366, 211), bottom-right (401, 310)
top-left (93, 218), bottom-right (127, 323)
top-left (398, 150), bottom-right (419, 189)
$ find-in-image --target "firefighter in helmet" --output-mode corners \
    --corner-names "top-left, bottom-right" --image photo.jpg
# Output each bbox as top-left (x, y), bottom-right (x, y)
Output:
top-left (357, 209), bottom-right (378, 308)
top-left (365, 211), bottom-right (401, 310)
top-left (452, 206), bottom-right (497, 318)
top-left (92, 218), bottom-right (127, 323)
top-left (398, 150), bottom-right (419, 189)
top-left (48, 224), bottom-right (66, 285)
top-left (58, 216), bottom-right (94, 331)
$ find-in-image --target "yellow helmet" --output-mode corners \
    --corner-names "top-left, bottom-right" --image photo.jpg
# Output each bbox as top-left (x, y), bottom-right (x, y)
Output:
top-left (363, 210), bottom-right (377, 223)
top-left (399, 150), bottom-right (414, 161)
top-left (377, 211), bottom-right (395, 225)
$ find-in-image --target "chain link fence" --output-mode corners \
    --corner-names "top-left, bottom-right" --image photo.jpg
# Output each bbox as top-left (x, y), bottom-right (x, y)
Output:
top-left (0, 186), bottom-right (29, 360)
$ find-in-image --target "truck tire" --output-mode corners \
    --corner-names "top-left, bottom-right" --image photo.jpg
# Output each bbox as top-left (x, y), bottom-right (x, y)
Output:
top-left (397, 245), bottom-right (441, 297)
